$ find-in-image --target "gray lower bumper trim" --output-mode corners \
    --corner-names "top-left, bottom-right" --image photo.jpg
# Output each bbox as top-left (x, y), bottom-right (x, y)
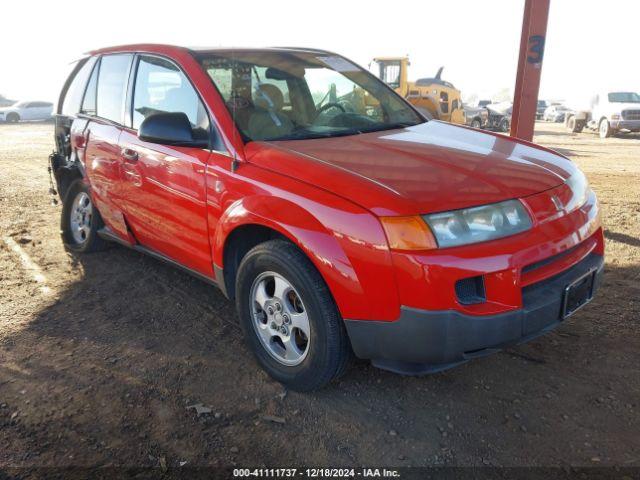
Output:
top-left (344, 254), bottom-right (604, 375)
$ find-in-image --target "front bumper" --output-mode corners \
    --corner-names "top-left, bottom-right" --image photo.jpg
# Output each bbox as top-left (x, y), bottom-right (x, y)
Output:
top-left (345, 252), bottom-right (604, 375)
top-left (611, 119), bottom-right (640, 131)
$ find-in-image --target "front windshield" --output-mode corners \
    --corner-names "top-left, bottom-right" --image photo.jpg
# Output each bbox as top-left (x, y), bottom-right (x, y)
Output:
top-left (608, 92), bottom-right (640, 103)
top-left (198, 50), bottom-right (424, 141)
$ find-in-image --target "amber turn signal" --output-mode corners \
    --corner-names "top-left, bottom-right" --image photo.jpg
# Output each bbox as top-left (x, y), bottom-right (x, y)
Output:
top-left (380, 216), bottom-right (438, 251)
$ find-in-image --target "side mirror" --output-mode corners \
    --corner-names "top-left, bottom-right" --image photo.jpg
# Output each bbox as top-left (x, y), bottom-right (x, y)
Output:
top-left (138, 112), bottom-right (208, 148)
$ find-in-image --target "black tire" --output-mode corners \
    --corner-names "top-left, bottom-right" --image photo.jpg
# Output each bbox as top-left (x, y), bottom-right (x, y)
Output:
top-left (566, 116), bottom-right (584, 133)
top-left (470, 118), bottom-right (481, 129)
top-left (61, 179), bottom-right (109, 253)
top-left (499, 118), bottom-right (510, 133)
top-left (6, 112), bottom-right (19, 123)
top-left (236, 239), bottom-right (351, 391)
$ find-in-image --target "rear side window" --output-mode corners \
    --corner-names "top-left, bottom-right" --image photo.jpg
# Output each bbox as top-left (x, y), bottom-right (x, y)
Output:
top-left (96, 54), bottom-right (133, 123)
top-left (61, 57), bottom-right (97, 116)
top-left (132, 56), bottom-right (209, 133)
top-left (82, 61), bottom-right (99, 116)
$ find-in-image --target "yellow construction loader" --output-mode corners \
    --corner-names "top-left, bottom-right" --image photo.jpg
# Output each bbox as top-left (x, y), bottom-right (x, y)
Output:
top-left (371, 56), bottom-right (465, 124)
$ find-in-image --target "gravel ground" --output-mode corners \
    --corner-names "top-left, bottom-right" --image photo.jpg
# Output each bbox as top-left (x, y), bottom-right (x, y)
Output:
top-left (0, 121), bottom-right (638, 475)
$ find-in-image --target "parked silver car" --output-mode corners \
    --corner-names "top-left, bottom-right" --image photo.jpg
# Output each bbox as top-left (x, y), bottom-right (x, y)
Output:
top-left (0, 101), bottom-right (53, 123)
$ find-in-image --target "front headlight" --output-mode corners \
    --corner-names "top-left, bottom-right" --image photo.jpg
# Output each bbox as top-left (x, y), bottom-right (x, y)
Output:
top-left (564, 169), bottom-right (589, 213)
top-left (611, 113), bottom-right (621, 120)
top-left (423, 199), bottom-right (532, 248)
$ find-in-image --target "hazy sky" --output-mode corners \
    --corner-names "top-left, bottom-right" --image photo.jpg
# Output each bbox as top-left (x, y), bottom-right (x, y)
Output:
top-left (1, 0), bottom-right (638, 104)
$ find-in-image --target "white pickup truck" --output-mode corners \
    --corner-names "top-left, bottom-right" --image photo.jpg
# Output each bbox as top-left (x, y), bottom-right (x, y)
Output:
top-left (565, 91), bottom-right (640, 138)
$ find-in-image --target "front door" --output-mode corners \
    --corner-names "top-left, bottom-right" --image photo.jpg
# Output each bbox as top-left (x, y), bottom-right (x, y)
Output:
top-left (117, 55), bottom-right (214, 277)
top-left (22, 103), bottom-right (38, 120)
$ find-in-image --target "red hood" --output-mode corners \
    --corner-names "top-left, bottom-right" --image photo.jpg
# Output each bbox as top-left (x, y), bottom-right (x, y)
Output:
top-left (245, 121), bottom-right (578, 216)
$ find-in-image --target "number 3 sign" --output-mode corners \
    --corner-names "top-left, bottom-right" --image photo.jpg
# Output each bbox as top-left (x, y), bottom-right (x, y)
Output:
top-left (527, 35), bottom-right (545, 64)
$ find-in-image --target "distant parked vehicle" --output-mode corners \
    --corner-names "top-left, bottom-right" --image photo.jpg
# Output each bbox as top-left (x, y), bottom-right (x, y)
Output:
top-left (463, 104), bottom-right (487, 129)
top-left (536, 100), bottom-right (548, 119)
top-left (485, 102), bottom-right (512, 132)
top-left (543, 104), bottom-right (569, 122)
top-left (565, 91), bottom-right (640, 138)
top-left (464, 102), bottom-right (511, 132)
top-left (0, 101), bottom-right (53, 123)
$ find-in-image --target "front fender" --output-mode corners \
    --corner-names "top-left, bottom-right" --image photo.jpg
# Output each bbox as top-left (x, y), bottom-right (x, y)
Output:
top-left (213, 194), bottom-right (400, 321)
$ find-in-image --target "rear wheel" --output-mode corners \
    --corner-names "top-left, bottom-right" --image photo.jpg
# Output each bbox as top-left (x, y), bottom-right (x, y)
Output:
top-left (61, 179), bottom-right (108, 253)
top-left (6, 112), bottom-right (19, 123)
top-left (236, 240), bottom-right (350, 391)
top-left (599, 118), bottom-right (612, 138)
top-left (566, 116), bottom-right (583, 133)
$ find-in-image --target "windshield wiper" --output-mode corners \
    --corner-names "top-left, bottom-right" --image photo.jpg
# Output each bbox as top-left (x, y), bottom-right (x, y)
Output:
top-left (356, 122), bottom-right (419, 134)
top-left (262, 122), bottom-right (419, 142)
top-left (266, 128), bottom-right (364, 141)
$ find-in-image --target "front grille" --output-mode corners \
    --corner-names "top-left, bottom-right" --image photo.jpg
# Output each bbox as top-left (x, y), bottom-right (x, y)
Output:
top-left (522, 243), bottom-right (580, 274)
top-left (455, 276), bottom-right (486, 305)
top-left (622, 109), bottom-right (640, 120)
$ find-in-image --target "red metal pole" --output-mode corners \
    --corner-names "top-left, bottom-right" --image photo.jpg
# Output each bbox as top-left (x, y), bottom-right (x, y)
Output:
top-left (510, 0), bottom-right (551, 141)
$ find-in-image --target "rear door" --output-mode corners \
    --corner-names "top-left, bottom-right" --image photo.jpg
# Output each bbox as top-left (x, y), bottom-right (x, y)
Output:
top-left (82, 53), bottom-right (134, 239)
top-left (117, 54), bottom-right (216, 277)
top-left (29, 102), bottom-right (48, 120)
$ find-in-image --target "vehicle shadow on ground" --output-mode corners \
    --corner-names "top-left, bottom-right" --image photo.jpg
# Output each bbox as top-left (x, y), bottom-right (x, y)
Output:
top-left (604, 229), bottom-right (640, 248)
top-left (535, 128), bottom-right (640, 141)
top-left (2, 244), bottom-right (640, 467)
top-left (534, 126), bottom-right (573, 136)
top-left (546, 147), bottom-right (618, 159)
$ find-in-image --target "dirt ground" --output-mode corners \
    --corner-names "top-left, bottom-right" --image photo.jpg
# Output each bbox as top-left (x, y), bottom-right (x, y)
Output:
top-left (0, 121), bottom-right (639, 474)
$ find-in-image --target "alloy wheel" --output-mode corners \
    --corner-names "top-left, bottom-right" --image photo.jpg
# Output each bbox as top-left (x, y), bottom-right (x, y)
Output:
top-left (69, 192), bottom-right (92, 244)
top-left (250, 271), bottom-right (310, 366)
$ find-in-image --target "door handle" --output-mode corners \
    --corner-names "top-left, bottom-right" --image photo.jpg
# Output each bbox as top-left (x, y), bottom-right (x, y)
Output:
top-left (121, 148), bottom-right (139, 162)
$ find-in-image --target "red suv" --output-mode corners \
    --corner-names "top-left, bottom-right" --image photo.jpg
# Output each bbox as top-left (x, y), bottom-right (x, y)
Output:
top-left (51, 44), bottom-right (604, 390)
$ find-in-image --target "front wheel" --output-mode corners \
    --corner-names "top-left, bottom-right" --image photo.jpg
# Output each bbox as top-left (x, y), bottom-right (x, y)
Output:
top-left (599, 118), bottom-right (612, 138)
top-left (236, 240), bottom-right (351, 391)
top-left (470, 118), bottom-right (481, 129)
top-left (61, 179), bottom-right (109, 253)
